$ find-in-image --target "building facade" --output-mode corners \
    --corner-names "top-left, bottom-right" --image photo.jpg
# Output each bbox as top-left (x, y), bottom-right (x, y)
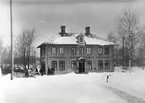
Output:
top-left (38, 26), bottom-right (115, 74)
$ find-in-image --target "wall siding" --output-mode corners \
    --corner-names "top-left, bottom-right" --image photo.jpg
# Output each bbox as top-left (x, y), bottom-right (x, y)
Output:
top-left (40, 44), bottom-right (114, 74)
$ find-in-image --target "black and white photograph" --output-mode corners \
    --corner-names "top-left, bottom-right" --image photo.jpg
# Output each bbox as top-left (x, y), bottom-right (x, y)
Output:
top-left (0, 0), bottom-right (145, 103)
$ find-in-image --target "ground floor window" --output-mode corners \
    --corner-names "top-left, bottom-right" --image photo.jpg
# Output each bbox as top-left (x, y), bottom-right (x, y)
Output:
top-left (98, 60), bottom-right (103, 70)
top-left (51, 61), bottom-right (57, 70)
top-left (41, 61), bottom-right (45, 70)
top-left (86, 60), bottom-right (92, 70)
top-left (105, 60), bottom-right (110, 70)
top-left (59, 61), bottom-right (65, 71)
top-left (71, 61), bottom-right (77, 70)
top-left (40, 61), bottom-right (45, 75)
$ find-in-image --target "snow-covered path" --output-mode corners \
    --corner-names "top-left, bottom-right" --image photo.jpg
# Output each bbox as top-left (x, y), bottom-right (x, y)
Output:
top-left (1, 71), bottom-right (145, 103)
top-left (104, 85), bottom-right (145, 103)
top-left (0, 73), bottom-right (127, 103)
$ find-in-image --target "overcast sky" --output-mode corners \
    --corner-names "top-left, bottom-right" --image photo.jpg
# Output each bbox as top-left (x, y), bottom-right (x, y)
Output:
top-left (0, 0), bottom-right (145, 47)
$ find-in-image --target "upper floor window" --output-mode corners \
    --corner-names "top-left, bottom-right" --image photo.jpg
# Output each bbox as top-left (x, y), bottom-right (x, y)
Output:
top-left (59, 47), bottom-right (64, 55)
top-left (51, 61), bottom-right (57, 70)
top-left (51, 47), bottom-right (57, 54)
top-left (79, 47), bottom-right (84, 54)
top-left (71, 47), bottom-right (76, 54)
top-left (40, 48), bottom-right (42, 56)
top-left (71, 61), bottom-right (77, 70)
top-left (80, 36), bottom-right (83, 42)
top-left (98, 60), bottom-right (103, 70)
top-left (41, 47), bottom-right (45, 56)
top-left (86, 60), bottom-right (92, 70)
top-left (87, 47), bottom-right (91, 54)
top-left (104, 47), bottom-right (109, 55)
top-left (98, 47), bottom-right (103, 55)
top-left (59, 61), bottom-right (65, 71)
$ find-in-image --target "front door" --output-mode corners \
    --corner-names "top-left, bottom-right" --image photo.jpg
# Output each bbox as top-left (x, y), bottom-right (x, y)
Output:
top-left (79, 61), bottom-right (85, 73)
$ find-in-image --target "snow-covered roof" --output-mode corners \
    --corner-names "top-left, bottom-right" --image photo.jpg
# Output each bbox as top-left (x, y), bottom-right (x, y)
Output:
top-left (38, 33), bottom-right (115, 47)
top-left (84, 37), bottom-right (114, 45)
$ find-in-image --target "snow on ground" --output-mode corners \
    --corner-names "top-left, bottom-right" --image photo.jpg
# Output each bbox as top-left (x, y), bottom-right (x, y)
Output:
top-left (107, 67), bottom-right (145, 100)
top-left (0, 67), bottom-right (145, 103)
top-left (0, 73), bottom-right (127, 103)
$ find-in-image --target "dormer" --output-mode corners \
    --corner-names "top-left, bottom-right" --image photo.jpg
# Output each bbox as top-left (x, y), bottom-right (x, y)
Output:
top-left (77, 33), bottom-right (85, 45)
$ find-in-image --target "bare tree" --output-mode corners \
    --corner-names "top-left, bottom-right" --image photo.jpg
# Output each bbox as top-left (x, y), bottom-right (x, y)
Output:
top-left (138, 27), bottom-right (145, 48)
top-left (15, 29), bottom-right (35, 77)
top-left (1, 46), bottom-right (11, 65)
top-left (117, 8), bottom-right (139, 70)
top-left (107, 31), bottom-right (118, 43)
top-left (137, 26), bottom-right (145, 66)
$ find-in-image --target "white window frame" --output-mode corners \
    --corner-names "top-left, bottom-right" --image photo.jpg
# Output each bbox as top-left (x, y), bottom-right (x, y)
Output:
top-left (51, 47), bottom-right (57, 54)
top-left (59, 47), bottom-right (64, 55)
top-left (51, 61), bottom-right (57, 70)
top-left (98, 60), bottom-right (103, 70)
top-left (79, 47), bottom-right (84, 54)
top-left (71, 61), bottom-right (77, 70)
top-left (59, 61), bottom-right (65, 71)
top-left (86, 60), bottom-right (92, 70)
top-left (98, 47), bottom-right (103, 55)
top-left (87, 47), bottom-right (91, 54)
top-left (71, 47), bottom-right (76, 54)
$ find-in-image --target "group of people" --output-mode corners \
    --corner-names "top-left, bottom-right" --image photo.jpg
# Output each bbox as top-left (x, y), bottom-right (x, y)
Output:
top-left (35, 67), bottom-right (55, 76)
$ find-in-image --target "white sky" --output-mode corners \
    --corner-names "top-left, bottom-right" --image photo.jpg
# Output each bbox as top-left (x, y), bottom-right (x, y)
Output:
top-left (0, 0), bottom-right (145, 47)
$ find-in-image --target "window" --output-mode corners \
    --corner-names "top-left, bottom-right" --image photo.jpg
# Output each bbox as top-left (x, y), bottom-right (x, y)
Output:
top-left (98, 60), bottom-right (103, 70)
top-left (87, 60), bottom-right (92, 70)
top-left (79, 47), bottom-right (84, 54)
top-left (41, 61), bottom-right (45, 70)
top-left (71, 61), bottom-right (77, 70)
top-left (51, 47), bottom-right (57, 54)
top-left (105, 60), bottom-right (110, 70)
top-left (87, 48), bottom-right (91, 54)
top-left (59, 61), bottom-right (65, 71)
top-left (71, 47), bottom-right (76, 54)
top-left (41, 47), bottom-right (45, 56)
top-left (40, 48), bottom-right (42, 56)
top-left (98, 47), bottom-right (103, 55)
top-left (80, 37), bottom-right (83, 42)
top-left (51, 61), bottom-right (57, 70)
top-left (104, 47), bottom-right (109, 55)
top-left (60, 47), bottom-right (64, 54)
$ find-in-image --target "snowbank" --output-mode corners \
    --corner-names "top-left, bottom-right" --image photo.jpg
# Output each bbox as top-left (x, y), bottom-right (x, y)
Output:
top-left (108, 70), bottom-right (145, 100)
top-left (1, 70), bottom-right (145, 103)
top-left (0, 73), bottom-right (126, 103)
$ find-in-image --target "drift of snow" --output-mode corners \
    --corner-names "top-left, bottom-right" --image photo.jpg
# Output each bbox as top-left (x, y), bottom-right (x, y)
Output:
top-left (0, 68), bottom-right (145, 103)
top-left (0, 73), bottom-right (127, 103)
top-left (108, 69), bottom-right (145, 100)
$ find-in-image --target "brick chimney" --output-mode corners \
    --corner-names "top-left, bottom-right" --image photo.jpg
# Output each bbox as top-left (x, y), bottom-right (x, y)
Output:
top-left (85, 26), bottom-right (90, 36)
top-left (59, 25), bottom-right (66, 36)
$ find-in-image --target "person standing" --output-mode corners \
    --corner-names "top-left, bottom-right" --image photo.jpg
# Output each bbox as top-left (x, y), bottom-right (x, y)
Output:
top-left (106, 74), bottom-right (111, 83)
top-left (106, 75), bottom-right (109, 83)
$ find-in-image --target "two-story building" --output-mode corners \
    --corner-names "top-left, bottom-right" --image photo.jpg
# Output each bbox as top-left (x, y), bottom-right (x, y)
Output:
top-left (37, 26), bottom-right (115, 74)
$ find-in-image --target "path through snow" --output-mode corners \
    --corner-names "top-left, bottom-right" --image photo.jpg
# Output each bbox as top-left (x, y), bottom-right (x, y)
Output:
top-left (0, 73), bottom-right (127, 103)
top-left (104, 85), bottom-right (145, 103)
